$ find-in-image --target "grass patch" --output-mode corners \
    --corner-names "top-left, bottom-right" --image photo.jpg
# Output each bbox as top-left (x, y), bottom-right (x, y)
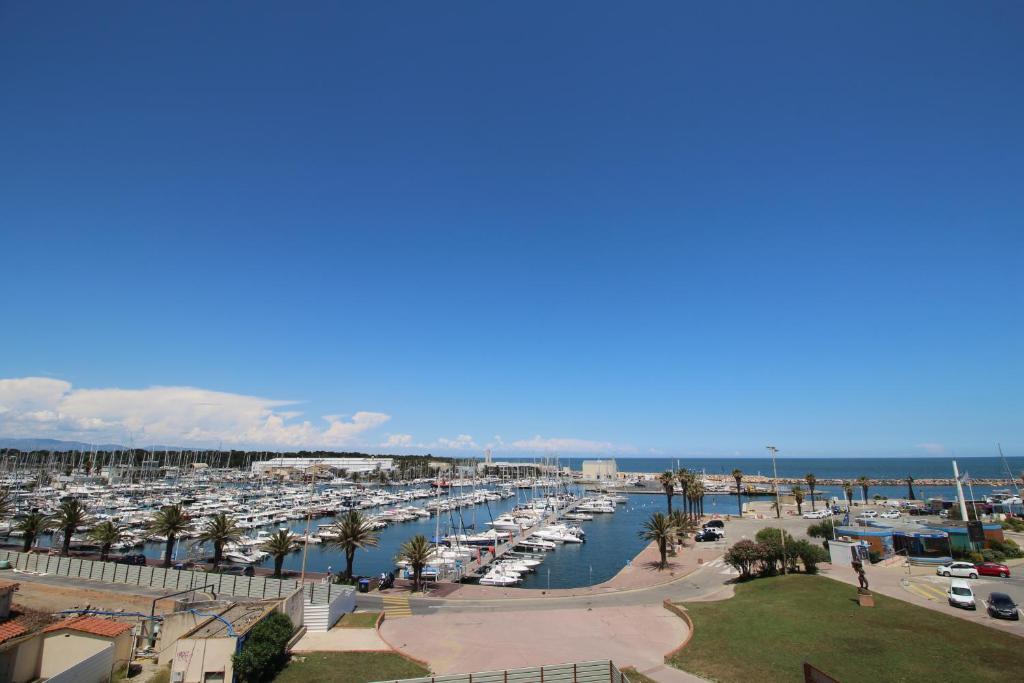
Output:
top-left (336, 611), bottom-right (381, 628)
top-left (275, 652), bottom-right (428, 683)
top-left (620, 667), bottom-right (658, 683)
top-left (671, 574), bottom-right (1024, 683)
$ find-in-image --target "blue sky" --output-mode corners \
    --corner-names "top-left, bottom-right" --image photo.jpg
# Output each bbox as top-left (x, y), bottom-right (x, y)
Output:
top-left (1, 2), bottom-right (1021, 457)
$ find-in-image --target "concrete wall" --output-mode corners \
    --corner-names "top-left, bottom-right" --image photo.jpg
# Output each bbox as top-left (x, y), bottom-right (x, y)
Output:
top-left (46, 643), bottom-right (114, 683)
top-left (39, 632), bottom-right (111, 678)
top-left (157, 610), bottom-right (208, 666)
top-left (277, 588), bottom-right (305, 629)
top-left (0, 632), bottom-right (43, 683)
top-left (170, 636), bottom-right (238, 683)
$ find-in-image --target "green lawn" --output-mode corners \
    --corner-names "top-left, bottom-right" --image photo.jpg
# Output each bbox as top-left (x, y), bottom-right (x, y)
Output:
top-left (620, 667), bottom-right (659, 683)
top-left (672, 574), bottom-right (1024, 683)
top-left (276, 652), bottom-right (428, 683)
top-left (336, 611), bottom-right (381, 628)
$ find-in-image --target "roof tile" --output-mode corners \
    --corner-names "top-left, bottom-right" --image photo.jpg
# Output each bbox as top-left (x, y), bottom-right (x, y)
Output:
top-left (43, 615), bottom-right (133, 638)
top-left (0, 620), bottom-right (28, 644)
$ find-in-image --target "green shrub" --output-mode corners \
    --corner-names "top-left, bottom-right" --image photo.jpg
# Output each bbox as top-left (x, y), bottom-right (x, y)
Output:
top-left (988, 538), bottom-right (1024, 559)
top-left (755, 528), bottom-right (798, 575)
top-left (868, 550), bottom-right (882, 564)
top-left (792, 539), bottom-right (828, 574)
top-left (806, 520), bottom-right (837, 539)
top-left (724, 540), bottom-right (762, 578)
top-left (1001, 517), bottom-right (1024, 532)
top-left (968, 551), bottom-right (985, 564)
top-left (232, 611), bottom-right (294, 682)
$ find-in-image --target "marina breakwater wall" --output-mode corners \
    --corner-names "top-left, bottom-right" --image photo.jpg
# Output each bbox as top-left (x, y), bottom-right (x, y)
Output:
top-left (0, 549), bottom-right (346, 605)
top-left (611, 473), bottom-right (1014, 487)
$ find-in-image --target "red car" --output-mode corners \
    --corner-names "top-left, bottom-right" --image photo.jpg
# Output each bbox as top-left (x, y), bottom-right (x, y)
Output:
top-left (976, 562), bottom-right (1011, 578)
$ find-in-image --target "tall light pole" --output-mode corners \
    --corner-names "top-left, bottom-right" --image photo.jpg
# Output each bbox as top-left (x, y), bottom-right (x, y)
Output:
top-left (767, 445), bottom-right (787, 575)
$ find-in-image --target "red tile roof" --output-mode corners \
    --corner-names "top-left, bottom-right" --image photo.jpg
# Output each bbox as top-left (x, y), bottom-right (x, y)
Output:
top-left (0, 620), bottom-right (28, 644)
top-left (0, 581), bottom-right (19, 596)
top-left (43, 615), bottom-right (133, 638)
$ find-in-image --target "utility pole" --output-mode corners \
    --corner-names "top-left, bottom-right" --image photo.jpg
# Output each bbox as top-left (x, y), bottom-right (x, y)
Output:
top-left (767, 445), bottom-right (787, 574)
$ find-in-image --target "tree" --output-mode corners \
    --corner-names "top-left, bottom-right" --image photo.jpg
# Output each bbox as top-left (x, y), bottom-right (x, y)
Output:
top-left (89, 520), bottom-right (126, 562)
top-left (906, 475), bottom-right (916, 501)
top-left (149, 504), bottom-right (190, 568)
top-left (676, 469), bottom-right (693, 520)
top-left (804, 473), bottom-right (817, 511)
top-left (842, 481), bottom-right (854, 509)
top-left (52, 499), bottom-right (89, 556)
top-left (754, 528), bottom-right (796, 576)
top-left (639, 512), bottom-right (676, 570)
top-left (791, 485), bottom-right (805, 515)
top-left (724, 540), bottom-right (761, 578)
top-left (857, 476), bottom-right (870, 505)
top-left (231, 611), bottom-right (293, 683)
top-left (657, 471), bottom-right (675, 515)
top-left (398, 534), bottom-right (432, 591)
top-left (792, 539), bottom-right (828, 574)
top-left (806, 520), bottom-right (836, 540)
top-left (261, 530), bottom-right (297, 578)
top-left (732, 469), bottom-right (744, 517)
top-left (197, 513), bottom-right (242, 569)
top-left (16, 512), bottom-right (51, 552)
top-left (327, 510), bottom-right (380, 579)
top-left (691, 480), bottom-right (706, 519)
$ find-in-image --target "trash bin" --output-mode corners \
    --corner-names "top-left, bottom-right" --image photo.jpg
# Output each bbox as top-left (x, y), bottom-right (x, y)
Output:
top-left (358, 578), bottom-right (370, 593)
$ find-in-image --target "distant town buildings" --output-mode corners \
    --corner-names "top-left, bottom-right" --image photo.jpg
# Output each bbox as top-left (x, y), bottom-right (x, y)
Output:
top-left (250, 456), bottom-right (395, 476)
top-left (581, 459), bottom-right (618, 480)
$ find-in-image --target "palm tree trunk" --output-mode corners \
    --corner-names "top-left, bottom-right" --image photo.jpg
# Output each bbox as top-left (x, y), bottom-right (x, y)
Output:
top-left (345, 550), bottom-right (355, 579)
top-left (735, 484), bottom-right (743, 518)
top-left (665, 491), bottom-right (672, 515)
top-left (62, 527), bottom-right (72, 556)
top-left (101, 543), bottom-right (111, 562)
top-left (164, 535), bottom-right (176, 568)
top-left (213, 541), bottom-right (222, 568)
top-left (274, 555), bottom-right (284, 577)
top-left (658, 539), bottom-right (667, 569)
top-left (23, 534), bottom-right (33, 553)
top-left (809, 486), bottom-right (816, 511)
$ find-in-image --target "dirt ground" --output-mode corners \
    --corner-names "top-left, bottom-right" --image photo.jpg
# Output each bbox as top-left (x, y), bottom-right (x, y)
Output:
top-left (9, 578), bottom-right (176, 615)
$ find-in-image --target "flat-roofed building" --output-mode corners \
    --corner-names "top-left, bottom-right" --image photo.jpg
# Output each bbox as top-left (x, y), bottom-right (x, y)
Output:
top-left (251, 456), bottom-right (395, 476)
top-left (581, 459), bottom-right (617, 480)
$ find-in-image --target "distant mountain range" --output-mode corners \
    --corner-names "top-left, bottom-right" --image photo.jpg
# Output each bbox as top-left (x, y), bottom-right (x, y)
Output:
top-left (0, 437), bottom-right (184, 451)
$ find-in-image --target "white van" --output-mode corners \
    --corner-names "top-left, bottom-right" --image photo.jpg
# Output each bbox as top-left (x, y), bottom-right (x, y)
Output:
top-left (947, 579), bottom-right (976, 610)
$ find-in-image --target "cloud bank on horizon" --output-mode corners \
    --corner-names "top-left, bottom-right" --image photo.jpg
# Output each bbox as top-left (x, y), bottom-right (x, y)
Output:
top-left (0, 377), bottom-right (626, 455)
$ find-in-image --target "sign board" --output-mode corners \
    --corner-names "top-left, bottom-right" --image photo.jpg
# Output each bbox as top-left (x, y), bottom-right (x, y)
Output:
top-left (804, 662), bottom-right (841, 683)
top-left (967, 520), bottom-right (986, 543)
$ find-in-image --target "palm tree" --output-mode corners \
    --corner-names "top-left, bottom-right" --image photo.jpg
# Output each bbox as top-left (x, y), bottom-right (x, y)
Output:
top-left (732, 469), bottom-right (744, 518)
top-left (906, 475), bottom-right (916, 501)
top-left (398, 534), bottom-right (432, 592)
top-left (857, 476), bottom-right (870, 505)
top-left (52, 499), bottom-right (89, 556)
top-left (261, 530), bottom-right (297, 578)
top-left (842, 481), bottom-right (854, 510)
top-left (691, 480), bottom-right (706, 519)
top-left (197, 512), bottom-right (242, 569)
top-left (89, 520), bottom-right (126, 562)
top-left (676, 469), bottom-right (692, 520)
top-left (639, 512), bottom-right (676, 570)
top-left (16, 512), bottom-right (51, 552)
top-left (149, 504), bottom-right (190, 568)
top-left (791, 485), bottom-right (805, 515)
top-left (657, 471), bottom-right (675, 514)
top-left (327, 510), bottom-right (380, 579)
top-left (804, 473), bottom-right (817, 511)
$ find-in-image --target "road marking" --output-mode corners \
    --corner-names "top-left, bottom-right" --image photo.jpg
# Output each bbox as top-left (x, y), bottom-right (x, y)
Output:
top-left (381, 595), bottom-right (413, 618)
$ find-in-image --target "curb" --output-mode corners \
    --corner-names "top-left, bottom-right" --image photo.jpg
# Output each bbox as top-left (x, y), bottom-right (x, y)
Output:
top-left (661, 599), bottom-right (695, 663)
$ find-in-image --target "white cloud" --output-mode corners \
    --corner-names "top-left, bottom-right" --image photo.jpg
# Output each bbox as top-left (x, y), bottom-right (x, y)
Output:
top-left (914, 442), bottom-right (946, 455)
top-left (0, 377), bottom-right (390, 449)
top-left (436, 434), bottom-right (480, 450)
top-left (382, 434), bottom-right (414, 448)
top-left (508, 435), bottom-right (636, 454)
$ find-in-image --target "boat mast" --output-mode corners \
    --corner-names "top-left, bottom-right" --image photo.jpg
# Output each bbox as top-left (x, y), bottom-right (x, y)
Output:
top-left (998, 443), bottom-right (1021, 496)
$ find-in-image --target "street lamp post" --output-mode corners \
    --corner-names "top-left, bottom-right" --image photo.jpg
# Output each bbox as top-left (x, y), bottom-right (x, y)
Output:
top-left (767, 445), bottom-right (787, 575)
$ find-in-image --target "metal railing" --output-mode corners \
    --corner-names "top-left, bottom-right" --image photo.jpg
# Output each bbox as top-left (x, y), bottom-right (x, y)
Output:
top-left (371, 660), bottom-right (627, 683)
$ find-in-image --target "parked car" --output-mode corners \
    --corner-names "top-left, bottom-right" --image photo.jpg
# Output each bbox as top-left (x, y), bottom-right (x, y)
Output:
top-left (976, 562), bottom-right (1011, 578)
top-left (936, 562), bottom-right (979, 579)
top-left (695, 529), bottom-right (724, 542)
top-left (859, 510), bottom-right (879, 518)
top-left (947, 579), bottom-right (976, 610)
top-left (803, 510), bottom-right (828, 519)
top-left (703, 519), bottom-right (725, 530)
top-left (112, 554), bottom-right (147, 566)
top-left (986, 592), bottom-right (1019, 620)
top-left (880, 510), bottom-right (901, 519)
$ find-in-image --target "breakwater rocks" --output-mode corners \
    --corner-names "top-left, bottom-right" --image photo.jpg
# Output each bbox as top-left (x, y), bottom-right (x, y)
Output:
top-left (620, 472), bottom-right (1018, 487)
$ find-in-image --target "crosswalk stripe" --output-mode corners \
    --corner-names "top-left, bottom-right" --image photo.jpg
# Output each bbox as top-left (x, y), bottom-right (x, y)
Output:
top-left (381, 595), bottom-right (412, 617)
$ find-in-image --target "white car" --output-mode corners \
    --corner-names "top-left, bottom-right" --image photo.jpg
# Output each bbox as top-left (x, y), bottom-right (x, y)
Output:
top-left (947, 579), bottom-right (976, 610)
top-left (880, 510), bottom-right (901, 519)
top-left (859, 510), bottom-right (879, 518)
top-left (937, 562), bottom-right (979, 579)
top-left (803, 510), bottom-right (826, 519)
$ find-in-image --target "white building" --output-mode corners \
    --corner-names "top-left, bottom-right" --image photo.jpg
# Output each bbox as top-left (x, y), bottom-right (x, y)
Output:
top-left (251, 456), bottom-right (395, 475)
top-left (581, 459), bottom-right (618, 480)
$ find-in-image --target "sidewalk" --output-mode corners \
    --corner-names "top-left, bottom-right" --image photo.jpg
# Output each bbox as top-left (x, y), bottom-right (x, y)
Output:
top-left (293, 624), bottom-right (389, 652)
